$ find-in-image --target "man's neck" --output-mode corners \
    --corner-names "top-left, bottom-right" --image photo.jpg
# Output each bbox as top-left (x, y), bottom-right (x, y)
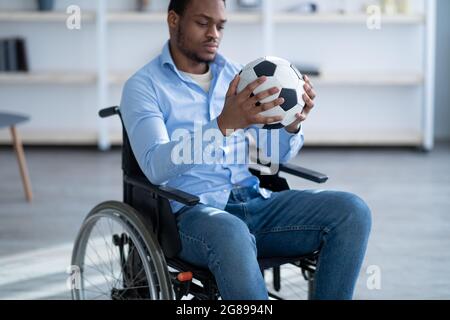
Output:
top-left (169, 41), bottom-right (209, 75)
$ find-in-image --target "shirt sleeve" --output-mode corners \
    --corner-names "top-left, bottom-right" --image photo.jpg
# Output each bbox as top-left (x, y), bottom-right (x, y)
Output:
top-left (120, 76), bottom-right (224, 185)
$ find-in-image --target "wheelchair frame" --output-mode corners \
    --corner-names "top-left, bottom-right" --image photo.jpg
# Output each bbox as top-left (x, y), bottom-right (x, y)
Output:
top-left (72, 106), bottom-right (329, 300)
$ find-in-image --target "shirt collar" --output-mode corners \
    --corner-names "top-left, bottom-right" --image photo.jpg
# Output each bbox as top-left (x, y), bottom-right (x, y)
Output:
top-left (160, 40), bottom-right (227, 77)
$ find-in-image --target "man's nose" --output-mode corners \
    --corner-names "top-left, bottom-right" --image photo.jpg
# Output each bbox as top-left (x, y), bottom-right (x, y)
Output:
top-left (206, 25), bottom-right (220, 40)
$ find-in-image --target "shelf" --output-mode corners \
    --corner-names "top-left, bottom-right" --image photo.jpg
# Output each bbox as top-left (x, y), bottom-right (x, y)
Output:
top-left (110, 131), bottom-right (123, 145)
top-left (0, 129), bottom-right (99, 145)
top-left (107, 11), bottom-right (260, 23)
top-left (108, 12), bottom-right (165, 23)
top-left (0, 130), bottom-right (123, 146)
top-left (274, 13), bottom-right (425, 24)
top-left (107, 12), bottom-right (424, 25)
top-left (109, 72), bottom-right (132, 85)
top-left (304, 131), bottom-right (423, 146)
top-left (109, 72), bottom-right (423, 87)
top-left (0, 11), bottom-right (95, 22)
top-left (0, 72), bottom-right (422, 87)
top-left (0, 11), bottom-right (424, 25)
top-left (5, 130), bottom-right (418, 147)
top-left (1, 130), bottom-right (421, 146)
top-left (0, 72), bottom-right (96, 85)
top-left (311, 73), bottom-right (424, 86)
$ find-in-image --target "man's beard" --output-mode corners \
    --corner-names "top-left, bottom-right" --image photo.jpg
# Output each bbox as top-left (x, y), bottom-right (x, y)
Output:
top-left (176, 25), bottom-right (215, 64)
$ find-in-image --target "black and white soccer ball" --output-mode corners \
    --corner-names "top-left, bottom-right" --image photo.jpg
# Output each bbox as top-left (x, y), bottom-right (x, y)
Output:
top-left (237, 56), bottom-right (305, 130)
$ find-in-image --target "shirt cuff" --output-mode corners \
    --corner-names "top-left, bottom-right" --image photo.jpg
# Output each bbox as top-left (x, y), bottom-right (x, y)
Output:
top-left (279, 124), bottom-right (304, 161)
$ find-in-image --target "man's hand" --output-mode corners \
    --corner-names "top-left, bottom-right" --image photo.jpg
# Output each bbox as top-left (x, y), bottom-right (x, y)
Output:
top-left (284, 75), bottom-right (316, 133)
top-left (217, 75), bottom-right (285, 136)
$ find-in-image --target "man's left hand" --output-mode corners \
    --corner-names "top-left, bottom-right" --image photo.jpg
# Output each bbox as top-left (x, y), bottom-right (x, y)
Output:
top-left (284, 75), bottom-right (316, 133)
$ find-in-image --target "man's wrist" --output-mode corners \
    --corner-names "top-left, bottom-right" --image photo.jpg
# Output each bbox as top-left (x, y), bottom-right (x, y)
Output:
top-left (285, 123), bottom-right (302, 134)
top-left (217, 115), bottom-right (226, 136)
top-left (217, 115), bottom-right (235, 137)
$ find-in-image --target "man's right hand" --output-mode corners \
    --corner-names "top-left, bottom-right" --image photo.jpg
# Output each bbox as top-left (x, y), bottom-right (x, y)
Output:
top-left (217, 75), bottom-right (285, 136)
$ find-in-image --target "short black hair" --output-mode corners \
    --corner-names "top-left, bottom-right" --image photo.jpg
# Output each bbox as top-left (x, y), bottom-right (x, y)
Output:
top-left (168, 0), bottom-right (225, 16)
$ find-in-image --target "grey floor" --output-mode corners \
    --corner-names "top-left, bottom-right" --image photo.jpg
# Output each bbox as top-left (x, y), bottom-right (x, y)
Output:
top-left (0, 144), bottom-right (450, 300)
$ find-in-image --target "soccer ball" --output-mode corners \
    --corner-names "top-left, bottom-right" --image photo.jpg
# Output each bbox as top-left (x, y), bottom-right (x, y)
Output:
top-left (237, 56), bottom-right (305, 130)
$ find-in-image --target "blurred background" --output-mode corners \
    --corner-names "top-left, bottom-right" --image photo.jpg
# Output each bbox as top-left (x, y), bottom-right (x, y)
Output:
top-left (0, 0), bottom-right (449, 300)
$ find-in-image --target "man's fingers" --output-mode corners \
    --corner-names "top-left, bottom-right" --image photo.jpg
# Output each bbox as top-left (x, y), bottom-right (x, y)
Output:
top-left (303, 75), bottom-right (314, 89)
top-left (253, 114), bottom-right (283, 125)
top-left (303, 93), bottom-right (314, 106)
top-left (226, 75), bottom-right (240, 98)
top-left (303, 83), bottom-right (316, 100)
top-left (302, 93), bottom-right (315, 114)
top-left (249, 87), bottom-right (279, 106)
top-left (263, 116), bottom-right (283, 124)
top-left (252, 97), bottom-right (285, 114)
top-left (242, 76), bottom-right (267, 99)
top-left (296, 112), bottom-right (307, 121)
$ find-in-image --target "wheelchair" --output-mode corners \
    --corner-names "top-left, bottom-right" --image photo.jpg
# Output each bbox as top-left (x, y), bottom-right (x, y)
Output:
top-left (70, 106), bottom-right (329, 300)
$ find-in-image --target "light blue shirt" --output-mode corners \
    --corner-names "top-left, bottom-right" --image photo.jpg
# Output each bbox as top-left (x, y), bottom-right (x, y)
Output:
top-left (120, 41), bottom-right (304, 213)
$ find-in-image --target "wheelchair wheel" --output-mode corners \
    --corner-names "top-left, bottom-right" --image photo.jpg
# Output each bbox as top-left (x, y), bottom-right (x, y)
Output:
top-left (264, 265), bottom-right (314, 300)
top-left (70, 201), bottom-right (174, 300)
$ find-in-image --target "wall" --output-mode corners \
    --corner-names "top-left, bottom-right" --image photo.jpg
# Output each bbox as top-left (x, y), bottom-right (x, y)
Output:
top-left (434, 0), bottom-right (450, 141)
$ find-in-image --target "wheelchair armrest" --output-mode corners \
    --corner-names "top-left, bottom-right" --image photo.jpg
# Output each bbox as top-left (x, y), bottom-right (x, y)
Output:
top-left (279, 163), bottom-right (329, 184)
top-left (99, 106), bottom-right (119, 118)
top-left (124, 175), bottom-right (200, 206)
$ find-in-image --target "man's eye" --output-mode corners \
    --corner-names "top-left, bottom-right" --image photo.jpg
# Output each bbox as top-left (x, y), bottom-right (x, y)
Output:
top-left (218, 25), bottom-right (225, 31)
top-left (197, 22), bottom-right (208, 27)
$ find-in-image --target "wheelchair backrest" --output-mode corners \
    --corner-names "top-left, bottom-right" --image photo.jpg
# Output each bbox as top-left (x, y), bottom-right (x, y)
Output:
top-left (121, 125), bottom-right (146, 179)
top-left (112, 107), bottom-right (182, 258)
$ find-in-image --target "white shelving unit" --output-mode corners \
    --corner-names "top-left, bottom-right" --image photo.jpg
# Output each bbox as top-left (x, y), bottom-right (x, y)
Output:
top-left (108, 11), bottom-right (261, 23)
top-left (0, 0), bottom-right (437, 150)
top-left (273, 13), bottom-right (425, 24)
top-left (0, 10), bottom-right (95, 22)
top-left (108, 71), bottom-right (424, 86)
top-left (0, 72), bottom-right (96, 85)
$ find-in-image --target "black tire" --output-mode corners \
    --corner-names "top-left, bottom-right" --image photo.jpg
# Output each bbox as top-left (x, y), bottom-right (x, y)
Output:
top-left (70, 201), bottom-right (174, 300)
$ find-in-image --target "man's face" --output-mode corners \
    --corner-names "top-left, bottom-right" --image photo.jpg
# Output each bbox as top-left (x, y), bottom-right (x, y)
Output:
top-left (172, 0), bottom-right (227, 64)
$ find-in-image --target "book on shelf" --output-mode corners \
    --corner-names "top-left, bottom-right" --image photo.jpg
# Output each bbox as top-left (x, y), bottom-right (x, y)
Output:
top-left (0, 41), bottom-right (6, 71)
top-left (0, 38), bottom-right (29, 72)
top-left (16, 38), bottom-right (29, 71)
top-left (6, 39), bottom-right (18, 71)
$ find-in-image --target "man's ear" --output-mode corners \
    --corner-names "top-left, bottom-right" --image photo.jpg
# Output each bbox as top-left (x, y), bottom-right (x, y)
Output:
top-left (167, 10), bottom-right (180, 30)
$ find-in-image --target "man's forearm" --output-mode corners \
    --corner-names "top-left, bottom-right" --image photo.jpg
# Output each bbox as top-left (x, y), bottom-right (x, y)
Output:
top-left (141, 118), bottom-right (225, 185)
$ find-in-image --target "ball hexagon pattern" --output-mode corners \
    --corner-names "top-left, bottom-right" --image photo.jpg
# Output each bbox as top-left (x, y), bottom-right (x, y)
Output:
top-left (237, 56), bottom-right (305, 130)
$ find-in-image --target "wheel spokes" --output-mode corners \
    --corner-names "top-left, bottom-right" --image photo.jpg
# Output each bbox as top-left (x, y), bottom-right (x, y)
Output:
top-left (73, 214), bottom-right (158, 300)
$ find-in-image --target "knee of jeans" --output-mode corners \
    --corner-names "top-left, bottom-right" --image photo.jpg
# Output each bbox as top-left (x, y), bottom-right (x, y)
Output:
top-left (336, 192), bottom-right (372, 235)
top-left (209, 217), bottom-right (256, 250)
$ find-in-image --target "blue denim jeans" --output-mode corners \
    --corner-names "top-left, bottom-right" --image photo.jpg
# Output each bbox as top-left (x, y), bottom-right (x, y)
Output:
top-left (175, 186), bottom-right (372, 300)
